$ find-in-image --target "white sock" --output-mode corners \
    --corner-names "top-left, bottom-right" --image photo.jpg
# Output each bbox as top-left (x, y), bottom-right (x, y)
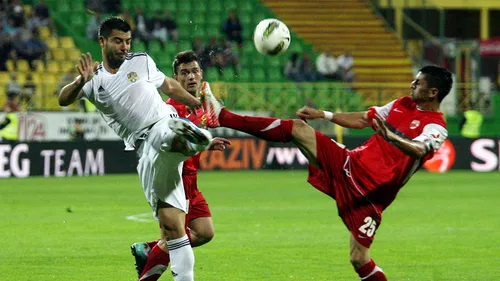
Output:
top-left (167, 235), bottom-right (194, 281)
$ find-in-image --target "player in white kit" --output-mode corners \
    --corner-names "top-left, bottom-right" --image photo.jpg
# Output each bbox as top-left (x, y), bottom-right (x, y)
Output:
top-left (58, 17), bottom-right (209, 281)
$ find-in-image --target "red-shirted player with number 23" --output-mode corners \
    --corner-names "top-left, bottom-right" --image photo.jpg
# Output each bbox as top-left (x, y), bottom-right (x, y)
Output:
top-left (202, 65), bottom-right (452, 280)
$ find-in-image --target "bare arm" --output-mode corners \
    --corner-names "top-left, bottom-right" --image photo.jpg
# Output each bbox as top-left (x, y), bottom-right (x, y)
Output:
top-left (159, 77), bottom-right (202, 109)
top-left (373, 114), bottom-right (428, 158)
top-left (59, 53), bottom-right (96, 106)
top-left (296, 106), bottom-right (370, 129)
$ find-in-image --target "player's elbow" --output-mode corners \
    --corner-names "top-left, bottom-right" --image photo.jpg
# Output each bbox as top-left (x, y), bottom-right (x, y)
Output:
top-left (58, 96), bottom-right (69, 106)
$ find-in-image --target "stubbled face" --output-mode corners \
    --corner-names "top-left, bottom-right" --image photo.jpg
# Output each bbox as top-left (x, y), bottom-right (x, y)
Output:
top-left (410, 71), bottom-right (436, 103)
top-left (175, 61), bottom-right (203, 95)
top-left (100, 29), bottom-right (131, 69)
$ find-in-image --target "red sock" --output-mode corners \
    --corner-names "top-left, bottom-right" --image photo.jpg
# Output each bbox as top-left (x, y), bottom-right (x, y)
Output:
top-left (146, 239), bottom-right (160, 250)
top-left (138, 244), bottom-right (170, 281)
top-left (355, 259), bottom-right (387, 281)
top-left (219, 109), bottom-right (293, 142)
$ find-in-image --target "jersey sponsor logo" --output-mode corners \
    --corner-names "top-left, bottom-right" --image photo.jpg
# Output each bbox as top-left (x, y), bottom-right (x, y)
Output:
top-left (393, 108), bottom-right (402, 113)
top-left (127, 72), bottom-right (139, 83)
top-left (410, 120), bottom-right (420, 129)
top-left (431, 133), bottom-right (440, 139)
top-left (98, 86), bottom-right (105, 93)
top-left (423, 139), bottom-right (456, 173)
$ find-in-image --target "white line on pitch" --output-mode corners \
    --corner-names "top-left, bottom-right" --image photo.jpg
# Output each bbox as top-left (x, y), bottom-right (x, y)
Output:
top-left (125, 212), bottom-right (153, 223)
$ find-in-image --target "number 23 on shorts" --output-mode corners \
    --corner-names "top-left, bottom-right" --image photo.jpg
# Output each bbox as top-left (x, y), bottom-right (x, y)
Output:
top-left (358, 216), bottom-right (377, 238)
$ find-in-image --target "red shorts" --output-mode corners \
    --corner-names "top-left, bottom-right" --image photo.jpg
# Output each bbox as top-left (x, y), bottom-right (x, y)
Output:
top-left (183, 174), bottom-right (211, 225)
top-left (307, 131), bottom-right (381, 248)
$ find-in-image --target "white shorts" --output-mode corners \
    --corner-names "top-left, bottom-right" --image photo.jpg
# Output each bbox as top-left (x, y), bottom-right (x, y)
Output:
top-left (136, 117), bottom-right (189, 219)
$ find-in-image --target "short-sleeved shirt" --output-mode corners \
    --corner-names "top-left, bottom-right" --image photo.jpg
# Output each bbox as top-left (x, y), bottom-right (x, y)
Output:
top-left (82, 52), bottom-right (174, 146)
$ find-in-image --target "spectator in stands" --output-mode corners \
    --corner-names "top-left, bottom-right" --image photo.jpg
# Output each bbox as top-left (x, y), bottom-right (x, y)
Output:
top-left (220, 38), bottom-right (240, 75)
top-left (203, 36), bottom-right (224, 74)
top-left (21, 73), bottom-right (36, 110)
top-left (299, 52), bottom-right (318, 81)
top-left (337, 50), bottom-right (355, 83)
top-left (5, 72), bottom-right (20, 111)
top-left (222, 9), bottom-right (243, 49)
top-left (134, 7), bottom-right (152, 51)
top-left (12, 29), bottom-right (47, 70)
top-left (9, 0), bottom-right (25, 27)
top-left (163, 11), bottom-right (178, 44)
top-left (151, 11), bottom-right (167, 49)
top-left (121, 10), bottom-right (135, 32)
top-left (284, 52), bottom-right (302, 82)
top-left (0, 26), bottom-right (14, 71)
top-left (192, 37), bottom-right (205, 67)
top-left (33, 0), bottom-right (55, 34)
top-left (0, 103), bottom-right (19, 143)
top-left (55, 67), bottom-right (77, 96)
top-left (316, 49), bottom-right (341, 81)
top-left (69, 119), bottom-right (85, 141)
top-left (87, 14), bottom-right (102, 40)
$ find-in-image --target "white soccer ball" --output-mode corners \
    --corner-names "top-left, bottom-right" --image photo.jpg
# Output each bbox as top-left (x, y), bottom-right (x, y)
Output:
top-left (253, 19), bottom-right (291, 56)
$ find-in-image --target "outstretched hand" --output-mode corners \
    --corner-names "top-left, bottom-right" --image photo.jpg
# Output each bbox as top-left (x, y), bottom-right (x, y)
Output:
top-left (75, 53), bottom-right (98, 86)
top-left (296, 106), bottom-right (324, 120)
top-left (208, 137), bottom-right (231, 151)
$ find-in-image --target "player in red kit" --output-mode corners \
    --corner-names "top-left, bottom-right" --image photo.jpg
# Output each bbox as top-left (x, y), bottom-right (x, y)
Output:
top-left (202, 65), bottom-right (452, 280)
top-left (131, 51), bottom-right (230, 281)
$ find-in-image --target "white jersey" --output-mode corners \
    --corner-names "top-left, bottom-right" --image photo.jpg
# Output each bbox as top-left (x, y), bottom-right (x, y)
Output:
top-left (82, 52), bottom-right (177, 145)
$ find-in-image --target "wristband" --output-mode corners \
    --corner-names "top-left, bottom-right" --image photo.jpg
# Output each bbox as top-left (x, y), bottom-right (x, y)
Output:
top-left (367, 107), bottom-right (376, 121)
top-left (322, 110), bottom-right (334, 121)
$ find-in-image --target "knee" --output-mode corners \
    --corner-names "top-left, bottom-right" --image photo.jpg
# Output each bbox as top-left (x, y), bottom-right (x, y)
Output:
top-left (350, 253), bottom-right (370, 269)
top-left (201, 228), bottom-right (215, 244)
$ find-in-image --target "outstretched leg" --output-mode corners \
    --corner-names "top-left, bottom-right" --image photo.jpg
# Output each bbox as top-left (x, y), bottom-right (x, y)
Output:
top-left (350, 235), bottom-right (387, 281)
top-left (202, 82), bottom-right (319, 165)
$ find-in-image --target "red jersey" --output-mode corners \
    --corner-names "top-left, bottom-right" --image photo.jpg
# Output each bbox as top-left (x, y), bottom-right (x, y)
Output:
top-left (348, 96), bottom-right (448, 211)
top-left (166, 98), bottom-right (206, 176)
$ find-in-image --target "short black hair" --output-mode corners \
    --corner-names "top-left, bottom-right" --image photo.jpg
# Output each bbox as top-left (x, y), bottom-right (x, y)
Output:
top-left (419, 65), bottom-right (453, 102)
top-left (172, 50), bottom-right (200, 75)
top-left (99, 17), bottom-right (131, 38)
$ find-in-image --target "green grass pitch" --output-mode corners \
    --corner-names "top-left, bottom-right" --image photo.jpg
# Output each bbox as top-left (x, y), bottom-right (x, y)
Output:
top-left (1, 171), bottom-right (499, 280)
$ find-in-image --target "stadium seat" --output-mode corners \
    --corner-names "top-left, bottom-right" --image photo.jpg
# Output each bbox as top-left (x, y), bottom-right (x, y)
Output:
top-left (149, 41), bottom-right (162, 54)
top-left (60, 61), bottom-right (74, 72)
top-left (252, 68), bottom-right (266, 82)
top-left (205, 68), bottom-right (220, 82)
top-left (164, 43), bottom-right (177, 55)
top-left (60, 37), bottom-right (75, 49)
top-left (71, 1), bottom-right (85, 11)
top-left (236, 68), bottom-right (251, 82)
top-left (39, 26), bottom-right (51, 39)
top-left (6, 60), bottom-right (15, 72)
top-left (52, 48), bottom-right (66, 61)
top-left (132, 40), bottom-right (146, 52)
top-left (33, 60), bottom-right (45, 72)
top-left (178, 41), bottom-right (191, 52)
top-left (0, 72), bottom-right (9, 83)
top-left (165, 1), bottom-right (176, 11)
top-left (45, 37), bottom-right (59, 49)
top-left (221, 68), bottom-right (236, 82)
top-left (16, 60), bottom-right (30, 72)
top-left (66, 49), bottom-right (82, 62)
top-left (57, 1), bottom-right (70, 12)
top-left (47, 61), bottom-right (60, 73)
top-left (206, 1), bottom-right (222, 12)
top-left (149, 1), bottom-right (162, 11)
top-left (267, 69), bottom-right (283, 82)
top-left (177, 1), bottom-right (192, 13)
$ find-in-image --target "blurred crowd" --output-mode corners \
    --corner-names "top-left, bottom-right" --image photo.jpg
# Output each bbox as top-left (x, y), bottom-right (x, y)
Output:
top-left (284, 50), bottom-right (356, 84)
top-left (87, 7), bottom-right (243, 77)
top-left (0, 0), bottom-right (53, 111)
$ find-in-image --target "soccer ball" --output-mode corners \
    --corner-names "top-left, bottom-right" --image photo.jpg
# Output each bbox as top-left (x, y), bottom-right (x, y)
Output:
top-left (253, 19), bottom-right (291, 56)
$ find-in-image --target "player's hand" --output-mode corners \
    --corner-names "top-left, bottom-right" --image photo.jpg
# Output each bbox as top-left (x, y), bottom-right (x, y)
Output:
top-left (373, 114), bottom-right (395, 141)
top-left (296, 106), bottom-right (324, 120)
top-left (75, 53), bottom-right (98, 86)
top-left (208, 137), bottom-right (231, 151)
